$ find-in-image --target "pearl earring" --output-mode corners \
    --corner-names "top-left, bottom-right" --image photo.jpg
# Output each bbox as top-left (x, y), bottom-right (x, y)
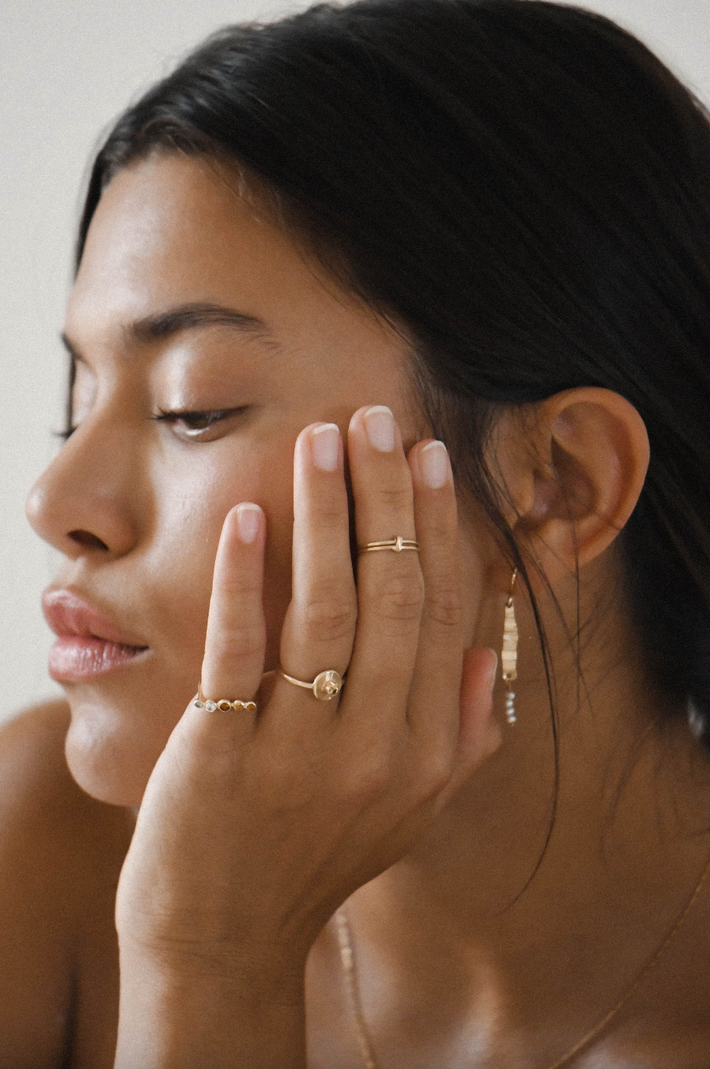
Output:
top-left (501, 569), bottom-right (519, 725)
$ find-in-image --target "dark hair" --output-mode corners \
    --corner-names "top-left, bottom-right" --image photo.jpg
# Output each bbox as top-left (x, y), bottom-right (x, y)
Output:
top-left (76, 0), bottom-right (710, 743)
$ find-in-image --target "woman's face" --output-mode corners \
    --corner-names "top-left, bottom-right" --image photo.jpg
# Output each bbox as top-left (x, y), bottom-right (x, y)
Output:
top-left (26, 154), bottom-right (430, 806)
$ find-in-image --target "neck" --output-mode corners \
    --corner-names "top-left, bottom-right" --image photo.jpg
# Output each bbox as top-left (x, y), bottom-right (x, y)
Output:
top-left (343, 586), bottom-right (710, 1063)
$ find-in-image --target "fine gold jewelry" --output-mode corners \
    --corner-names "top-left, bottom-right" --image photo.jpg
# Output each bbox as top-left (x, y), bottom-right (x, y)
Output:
top-left (334, 850), bottom-right (710, 1069)
top-left (193, 689), bottom-right (257, 712)
top-left (359, 536), bottom-right (419, 553)
top-left (279, 668), bottom-right (345, 701)
top-left (501, 568), bottom-right (519, 725)
top-left (335, 911), bottom-right (378, 1069)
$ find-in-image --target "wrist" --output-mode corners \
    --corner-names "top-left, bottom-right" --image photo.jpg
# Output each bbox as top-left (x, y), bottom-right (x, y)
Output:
top-left (115, 950), bottom-right (307, 1069)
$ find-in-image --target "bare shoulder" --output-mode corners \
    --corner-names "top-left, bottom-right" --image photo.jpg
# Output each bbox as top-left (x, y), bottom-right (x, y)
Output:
top-left (0, 699), bottom-right (76, 812)
top-left (0, 698), bottom-right (133, 858)
top-left (0, 701), bottom-right (134, 1069)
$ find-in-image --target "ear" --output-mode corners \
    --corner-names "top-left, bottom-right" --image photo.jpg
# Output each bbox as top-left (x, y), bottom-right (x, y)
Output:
top-left (494, 388), bottom-right (650, 584)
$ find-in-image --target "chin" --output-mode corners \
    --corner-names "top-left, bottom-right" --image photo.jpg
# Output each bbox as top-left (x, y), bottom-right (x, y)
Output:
top-left (63, 693), bottom-right (178, 808)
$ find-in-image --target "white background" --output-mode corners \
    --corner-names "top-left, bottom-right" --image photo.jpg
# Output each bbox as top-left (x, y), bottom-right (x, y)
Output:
top-left (2, 0), bottom-right (709, 721)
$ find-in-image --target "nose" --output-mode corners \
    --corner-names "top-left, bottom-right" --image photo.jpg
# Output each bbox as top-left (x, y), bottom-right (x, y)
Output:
top-left (26, 421), bottom-right (140, 561)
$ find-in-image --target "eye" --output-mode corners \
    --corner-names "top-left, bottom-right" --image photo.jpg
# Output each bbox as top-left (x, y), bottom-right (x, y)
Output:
top-left (152, 407), bottom-right (248, 441)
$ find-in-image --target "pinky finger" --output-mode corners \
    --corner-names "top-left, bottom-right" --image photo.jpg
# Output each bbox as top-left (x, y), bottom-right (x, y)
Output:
top-left (441, 647), bottom-right (501, 804)
top-left (200, 503), bottom-right (267, 704)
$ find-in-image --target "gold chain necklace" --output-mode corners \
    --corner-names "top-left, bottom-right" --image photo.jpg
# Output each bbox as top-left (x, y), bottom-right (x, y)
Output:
top-left (334, 853), bottom-right (710, 1069)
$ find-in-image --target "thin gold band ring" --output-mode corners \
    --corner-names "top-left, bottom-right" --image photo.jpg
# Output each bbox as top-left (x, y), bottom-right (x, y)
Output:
top-left (359, 536), bottom-right (419, 554)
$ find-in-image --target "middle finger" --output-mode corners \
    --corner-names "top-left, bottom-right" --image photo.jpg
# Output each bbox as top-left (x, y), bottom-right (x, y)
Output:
top-left (274, 422), bottom-right (356, 719)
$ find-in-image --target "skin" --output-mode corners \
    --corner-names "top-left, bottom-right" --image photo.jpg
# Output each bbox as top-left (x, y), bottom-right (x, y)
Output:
top-left (12, 151), bottom-right (710, 1067)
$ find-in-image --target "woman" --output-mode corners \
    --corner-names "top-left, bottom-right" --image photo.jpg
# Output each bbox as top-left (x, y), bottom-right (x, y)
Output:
top-left (3, 0), bottom-right (710, 1064)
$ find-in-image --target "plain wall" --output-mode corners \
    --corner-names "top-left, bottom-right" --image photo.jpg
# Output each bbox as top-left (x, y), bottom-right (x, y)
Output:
top-left (2, 0), bottom-right (709, 721)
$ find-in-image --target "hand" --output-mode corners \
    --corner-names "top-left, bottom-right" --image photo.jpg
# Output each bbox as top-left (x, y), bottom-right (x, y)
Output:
top-left (114, 406), bottom-right (500, 1064)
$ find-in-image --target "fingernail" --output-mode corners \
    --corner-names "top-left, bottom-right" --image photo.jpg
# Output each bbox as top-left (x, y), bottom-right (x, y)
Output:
top-left (310, 423), bottom-right (341, 471)
top-left (419, 440), bottom-right (449, 488)
top-left (484, 649), bottom-right (499, 691)
top-left (364, 405), bottom-right (395, 452)
top-left (236, 502), bottom-right (263, 544)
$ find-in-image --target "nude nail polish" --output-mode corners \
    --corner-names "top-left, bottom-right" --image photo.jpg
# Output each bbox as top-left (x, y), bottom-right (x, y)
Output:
top-left (419, 440), bottom-right (449, 488)
top-left (311, 423), bottom-right (341, 471)
top-left (364, 405), bottom-right (395, 452)
top-left (236, 502), bottom-right (262, 543)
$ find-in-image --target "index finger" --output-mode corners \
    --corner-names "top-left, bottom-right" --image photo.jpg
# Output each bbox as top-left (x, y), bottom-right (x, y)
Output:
top-left (200, 502), bottom-right (267, 705)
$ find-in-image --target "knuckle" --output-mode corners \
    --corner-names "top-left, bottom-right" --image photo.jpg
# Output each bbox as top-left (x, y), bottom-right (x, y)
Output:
top-left (376, 481), bottom-right (413, 510)
top-left (424, 583), bottom-right (463, 629)
top-left (312, 495), bottom-right (347, 527)
top-left (217, 621), bottom-right (264, 660)
top-left (426, 755), bottom-right (455, 794)
top-left (219, 574), bottom-right (261, 599)
top-left (302, 592), bottom-right (357, 642)
top-left (346, 757), bottom-right (391, 802)
top-left (374, 572), bottom-right (424, 629)
top-left (337, 737), bottom-right (395, 801)
top-left (408, 751), bottom-right (452, 798)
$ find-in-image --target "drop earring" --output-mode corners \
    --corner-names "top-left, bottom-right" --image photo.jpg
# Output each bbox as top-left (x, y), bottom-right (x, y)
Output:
top-left (501, 568), bottom-right (519, 725)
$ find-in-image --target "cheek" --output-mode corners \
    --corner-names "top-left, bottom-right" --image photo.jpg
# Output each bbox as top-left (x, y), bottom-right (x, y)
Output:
top-left (149, 446), bottom-right (296, 668)
top-left (64, 444), bottom-right (298, 807)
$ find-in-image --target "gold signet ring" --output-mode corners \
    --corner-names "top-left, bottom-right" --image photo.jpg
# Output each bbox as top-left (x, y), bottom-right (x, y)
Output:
top-left (279, 668), bottom-right (345, 701)
top-left (359, 536), bottom-right (419, 553)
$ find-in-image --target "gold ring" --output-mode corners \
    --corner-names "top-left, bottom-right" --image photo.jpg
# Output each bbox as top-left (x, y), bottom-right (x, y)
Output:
top-left (278, 668), bottom-right (345, 701)
top-left (193, 688), bottom-right (257, 712)
top-left (359, 536), bottom-right (419, 553)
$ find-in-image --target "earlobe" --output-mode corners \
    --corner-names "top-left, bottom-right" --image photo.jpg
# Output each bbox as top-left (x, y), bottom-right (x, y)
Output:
top-left (509, 388), bottom-right (650, 580)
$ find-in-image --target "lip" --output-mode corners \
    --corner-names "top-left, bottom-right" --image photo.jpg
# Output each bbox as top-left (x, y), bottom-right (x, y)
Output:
top-left (42, 589), bottom-right (150, 682)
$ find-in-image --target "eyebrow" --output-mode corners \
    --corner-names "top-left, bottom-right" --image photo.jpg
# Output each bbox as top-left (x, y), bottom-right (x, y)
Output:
top-left (61, 302), bottom-right (280, 361)
top-left (129, 302), bottom-right (272, 344)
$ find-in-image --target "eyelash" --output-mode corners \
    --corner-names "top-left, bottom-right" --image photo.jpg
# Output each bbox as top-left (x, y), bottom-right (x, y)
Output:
top-left (152, 408), bottom-right (245, 439)
top-left (55, 408), bottom-right (245, 443)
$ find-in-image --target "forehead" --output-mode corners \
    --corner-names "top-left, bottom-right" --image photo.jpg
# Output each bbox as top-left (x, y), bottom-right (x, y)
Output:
top-left (66, 153), bottom-right (391, 355)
